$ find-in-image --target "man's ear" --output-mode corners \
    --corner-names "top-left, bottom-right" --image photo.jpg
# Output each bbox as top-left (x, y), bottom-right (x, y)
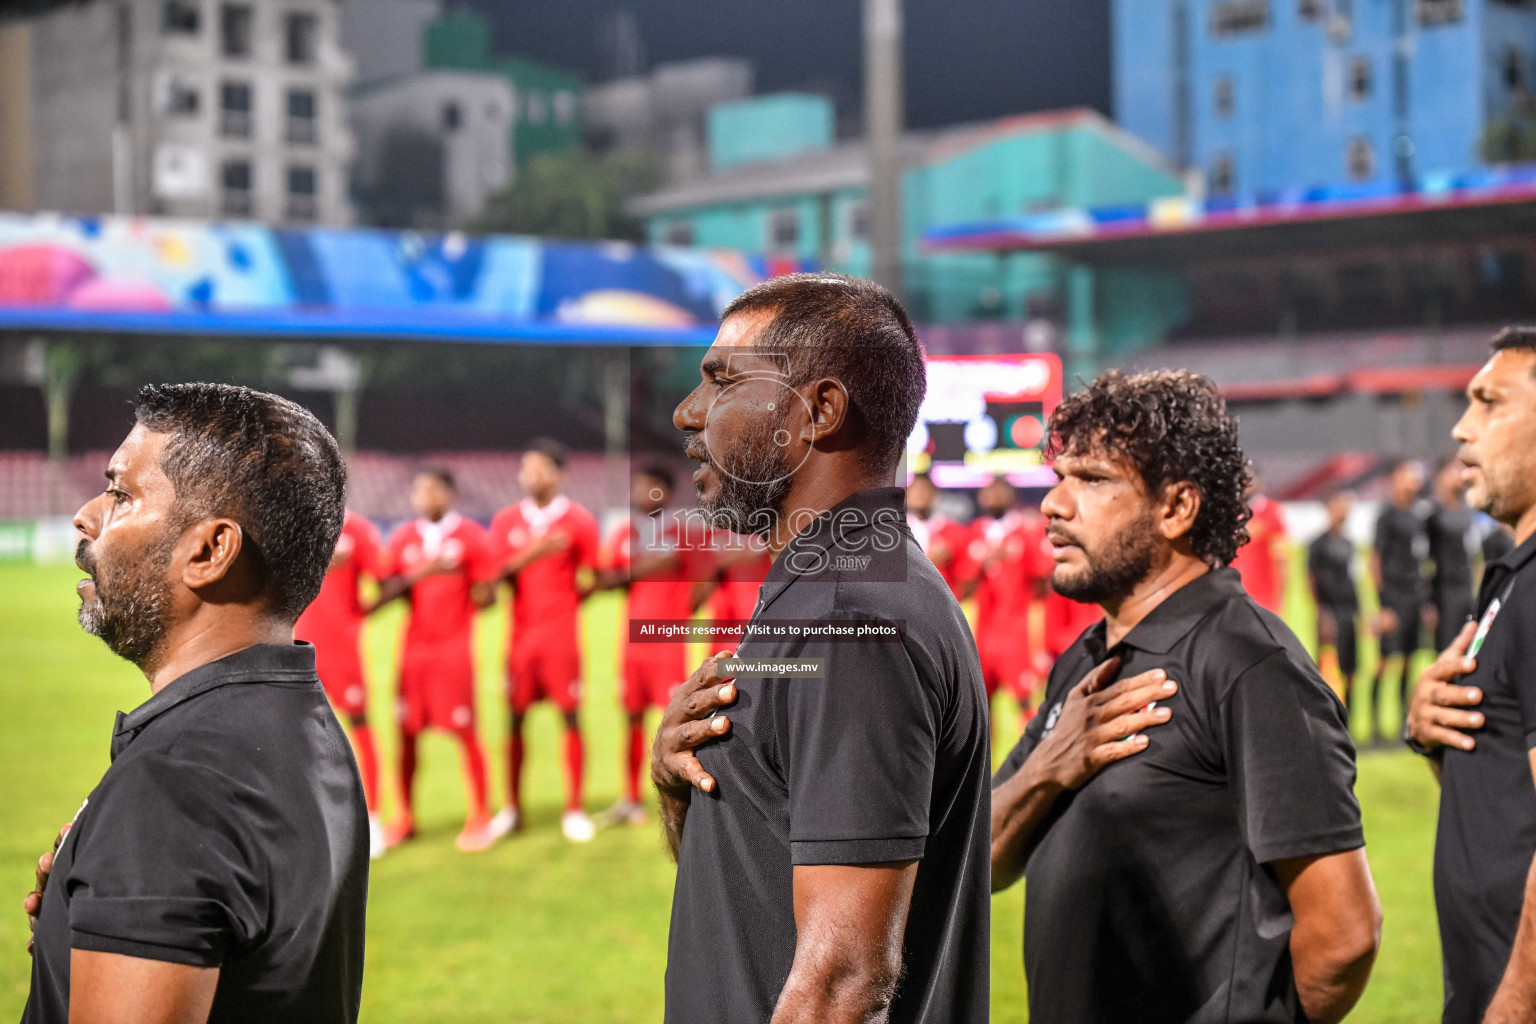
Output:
top-left (796, 377), bottom-right (851, 447)
top-left (1158, 482), bottom-right (1201, 543)
top-left (177, 519), bottom-right (245, 591)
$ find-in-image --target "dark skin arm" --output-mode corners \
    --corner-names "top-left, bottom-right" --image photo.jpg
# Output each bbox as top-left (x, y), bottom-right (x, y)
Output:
top-left (651, 653), bottom-right (738, 859)
top-left (768, 863), bottom-right (918, 1024)
top-left (1405, 621), bottom-right (1484, 782)
top-left (68, 950), bottom-right (217, 1024)
top-left (1273, 849), bottom-right (1382, 1024)
top-left (991, 658), bottom-right (1177, 892)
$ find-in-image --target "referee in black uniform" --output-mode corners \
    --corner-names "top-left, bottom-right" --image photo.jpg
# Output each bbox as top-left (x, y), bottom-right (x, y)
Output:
top-left (22, 384), bottom-right (367, 1024)
top-left (1408, 327), bottom-right (1536, 1023)
top-left (1309, 490), bottom-right (1362, 718)
top-left (1371, 459), bottom-right (1430, 747)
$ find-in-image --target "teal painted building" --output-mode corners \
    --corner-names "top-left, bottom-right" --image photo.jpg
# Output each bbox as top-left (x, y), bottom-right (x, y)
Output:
top-left (630, 99), bottom-right (1188, 378)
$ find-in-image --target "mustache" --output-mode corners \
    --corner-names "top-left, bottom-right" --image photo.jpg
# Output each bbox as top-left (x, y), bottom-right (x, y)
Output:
top-left (1045, 524), bottom-right (1081, 548)
top-left (76, 539), bottom-right (97, 578)
top-left (683, 432), bottom-right (712, 466)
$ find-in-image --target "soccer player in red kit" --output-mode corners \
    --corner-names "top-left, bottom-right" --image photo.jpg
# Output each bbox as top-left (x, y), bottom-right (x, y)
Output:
top-left (294, 509), bottom-right (386, 858)
top-left (376, 468), bottom-right (498, 852)
top-left (709, 534), bottom-right (770, 653)
top-left (906, 470), bottom-right (969, 599)
top-left (1233, 480), bottom-right (1288, 613)
top-left (962, 477), bottom-right (1050, 722)
top-left (600, 465), bottom-right (713, 824)
top-left (488, 439), bottom-right (601, 843)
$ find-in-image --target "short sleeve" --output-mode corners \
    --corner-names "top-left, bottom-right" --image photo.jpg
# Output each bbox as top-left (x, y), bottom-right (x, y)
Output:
top-left (465, 524), bottom-right (499, 584)
top-left (576, 513), bottom-right (601, 571)
top-left (1222, 650), bottom-right (1364, 864)
top-left (601, 524), bottom-right (630, 573)
top-left (486, 511), bottom-right (513, 567)
top-left (65, 755), bottom-right (266, 966)
top-left (354, 517), bottom-right (384, 580)
top-left (785, 626), bottom-right (938, 866)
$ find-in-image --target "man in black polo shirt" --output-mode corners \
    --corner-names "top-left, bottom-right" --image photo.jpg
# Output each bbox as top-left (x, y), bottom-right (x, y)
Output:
top-left (1428, 457), bottom-right (1478, 652)
top-left (990, 370), bottom-right (1382, 1024)
top-left (1309, 489), bottom-right (1361, 715)
top-left (1371, 458), bottom-right (1430, 746)
top-left (650, 273), bottom-right (990, 1023)
top-left (1407, 327), bottom-right (1536, 1022)
top-left (21, 384), bottom-right (367, 1024)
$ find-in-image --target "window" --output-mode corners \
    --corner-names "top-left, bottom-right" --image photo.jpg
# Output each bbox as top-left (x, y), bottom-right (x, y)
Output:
top-left (162, 0), bottom-right (200, 35)
top-left (286, 165), bottom-right (317, 221)
top-left (844, 198), bottom-right (870, 243)
top-left (1214, 75), bottom-right (1234, 117)
top-left (768, 208), bottom-right (800, 250)
top-left (553, 90), bottom-right (576, 124)
top-left (219, 81), bottom-right (252, 138)
top-left (442, 101), bottom-right (462, 133)
top-left (221, 160), bottom-right (252, 217)
top-left (285, 12), bottom-right (317, 65)
top-left (1347, 136), bottom-right (1376, 180)
top-left (159, 76), bottom-right (200, 117)
top-left (662, 222), bottom-right (695, 246)
top-left (1210, 152), bottom-right (1235, 196)
top-left (1505, 47), bottom-right (1529, 92)
top-left (220, 4), bottom-right (251, 57)
top-left (1416, 0), bottom-right (1464, 25)
top-left (1298, 0), bottom-right (1325, 19)
top-left (1211, 0), bottom-right (1269, 36)
top-left (526, 92), bottom-right (547, 124)
top-left (286, 89), bottom-right (317, 144)
top-left (1348, 56), bottom-right (1372, 100)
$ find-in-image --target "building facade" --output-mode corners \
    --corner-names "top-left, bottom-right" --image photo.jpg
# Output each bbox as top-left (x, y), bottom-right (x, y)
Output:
top-left (1115, 0), bottom-right (1536, 196)
top-left (350, 70), bottom-right (514, 227)
top-left (631, 99), bottom-right (1186, 336)
top-left (584, 57), bottom-right (754, 184)
top-left (0, 0), bottom-right (355, 225)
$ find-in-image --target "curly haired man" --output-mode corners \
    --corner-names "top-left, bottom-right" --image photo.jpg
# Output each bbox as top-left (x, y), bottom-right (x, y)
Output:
top-left (990, 369), bottom-right (1383, 1024)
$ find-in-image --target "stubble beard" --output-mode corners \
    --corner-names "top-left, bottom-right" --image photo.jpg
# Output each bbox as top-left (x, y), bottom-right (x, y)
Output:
top-left (77, 532), bottom-right (178, 669)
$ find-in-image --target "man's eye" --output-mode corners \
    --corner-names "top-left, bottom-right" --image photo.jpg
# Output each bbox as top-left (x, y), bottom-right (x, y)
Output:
top-left (109, 489), bottom-right (129, 504)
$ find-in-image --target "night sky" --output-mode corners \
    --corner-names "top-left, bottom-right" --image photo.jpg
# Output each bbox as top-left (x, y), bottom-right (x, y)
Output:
top-left (460, 0), bottom-right (1112, 131)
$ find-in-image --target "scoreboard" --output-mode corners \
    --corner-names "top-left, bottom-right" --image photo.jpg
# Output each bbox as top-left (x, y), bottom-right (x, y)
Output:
top-left (907, 353), bottom-right (1063, 489)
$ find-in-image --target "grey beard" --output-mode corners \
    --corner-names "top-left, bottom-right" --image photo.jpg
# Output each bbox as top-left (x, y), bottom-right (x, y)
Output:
top-left (696, 418), bottom-right (795, 539)
top-left (78, 534), bottom-right (177, 668)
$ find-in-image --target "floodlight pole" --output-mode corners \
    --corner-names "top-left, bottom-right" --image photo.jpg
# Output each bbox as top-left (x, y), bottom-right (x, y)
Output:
top-left (864, 0), bottom-right (905, 301)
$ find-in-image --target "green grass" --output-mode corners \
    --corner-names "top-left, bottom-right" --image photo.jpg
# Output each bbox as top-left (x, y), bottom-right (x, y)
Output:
top-left (0, 559), bottom-right (1442, 1021)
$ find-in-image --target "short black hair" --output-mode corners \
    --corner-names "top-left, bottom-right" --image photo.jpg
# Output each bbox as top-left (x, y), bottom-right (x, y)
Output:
top-left (1492, 326), bottom-right (1536, 355)
top-left (721, 272), bottom-right (926, 475)
top-left (134, 383), bottom-right (345, 621)
top-left (526, 437), bottom-right (569, 470)
top-left (637, 461), bottom-right (675, 492)
top-left (1045, 369), bottom-right (1252, 567)
top-left (415, 465), bottom-right (456, 490)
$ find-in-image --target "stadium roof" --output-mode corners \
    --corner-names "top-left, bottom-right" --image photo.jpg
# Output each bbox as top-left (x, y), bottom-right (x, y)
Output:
top-left (923, 164), bottom-right (1536, 265)
top-left (0, 213), bottom-right (808, 345)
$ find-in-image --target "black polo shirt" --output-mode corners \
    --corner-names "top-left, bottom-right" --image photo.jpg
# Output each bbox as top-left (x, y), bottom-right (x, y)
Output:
top-left (24, 643), bottom-right (369, 1024)
top-left (993, 568), bottom-right (1363, 1024)
top-left (1434, 531), bottom-right (1536, 1024)
top-left (1308, 530), bottom-right (1359, 612)
top-left (1376, 503), bottom-right (1431, 608)
top-left (664, 487), bottom-right (990, 1024)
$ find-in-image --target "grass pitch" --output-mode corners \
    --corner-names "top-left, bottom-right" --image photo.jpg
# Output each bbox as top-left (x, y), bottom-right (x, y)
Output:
top-left (0, 560), bottom-right (1441, 1022)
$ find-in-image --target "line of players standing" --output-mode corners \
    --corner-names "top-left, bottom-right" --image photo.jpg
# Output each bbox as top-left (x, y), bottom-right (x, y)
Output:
top-left (293, 439), bottom-right (774, 857)
top-left (1309, 458), bottom-right (1516, 748)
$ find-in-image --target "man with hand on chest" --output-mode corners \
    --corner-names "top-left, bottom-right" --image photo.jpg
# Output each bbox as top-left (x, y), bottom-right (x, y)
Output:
top-left (990, 370), bottom-right (1381, 1024)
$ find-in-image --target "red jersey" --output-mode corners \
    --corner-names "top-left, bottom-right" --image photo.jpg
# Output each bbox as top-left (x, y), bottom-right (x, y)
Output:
top-left (710, 537), bottom-right (771, 632)
top-left (382, 513), bottom-right (495, 646)
top-left (965, 512), bottom-right (1051, 644)
top-left (908, 512), bottom-right (969, 599)
top-left (295, 511), bottom-right (382, 646)
top-left (488, 495), bottom-right (600, 637)
top-left (604, 515), bottom-right (716, 620)
top-left (1233, 494), bottom-right (1287, 613)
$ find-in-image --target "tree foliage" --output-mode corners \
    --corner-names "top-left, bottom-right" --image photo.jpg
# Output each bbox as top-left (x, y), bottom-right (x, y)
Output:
top-left (472, 148), bottom-right (662, 241)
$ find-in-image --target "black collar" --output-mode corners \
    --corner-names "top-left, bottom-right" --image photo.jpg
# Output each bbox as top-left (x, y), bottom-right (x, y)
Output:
top-left (1084, 567), bottom-right (1244, 659)
top-left (756, 486), bottom-right (906, 616)
top-left (1495, 529), bottom-right (1536, 576)
top-left (111, 643), bottom-right (318, 761)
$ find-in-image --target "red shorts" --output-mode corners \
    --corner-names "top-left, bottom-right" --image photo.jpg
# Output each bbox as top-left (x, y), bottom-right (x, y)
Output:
top-left (622, 647), bottom-right (688, 715)
top-left (397, 639), bottom-right (477, 735)
top-left (508, 642), bottom-right (582, 714)
top-left (315, 640), bottom-right (369, 718)
top-left (979, 642), bottom-right (1035, 702)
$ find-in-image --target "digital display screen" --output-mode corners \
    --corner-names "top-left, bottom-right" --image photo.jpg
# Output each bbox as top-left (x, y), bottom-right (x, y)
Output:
top-left (907, 354), bottom-right (1062, 489)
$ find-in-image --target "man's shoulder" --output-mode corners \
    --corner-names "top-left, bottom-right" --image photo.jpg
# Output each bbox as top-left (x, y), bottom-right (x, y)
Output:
top-left (1202, 593), bottom-right (1321, 696)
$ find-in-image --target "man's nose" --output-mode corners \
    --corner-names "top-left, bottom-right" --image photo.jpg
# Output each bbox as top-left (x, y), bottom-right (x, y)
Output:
top-left (674, 385), bottom-right (706, 432)
top-left (1040, 482), bottom-right (1069, 521)
top-left (73, 494), bottom-right (104, 542)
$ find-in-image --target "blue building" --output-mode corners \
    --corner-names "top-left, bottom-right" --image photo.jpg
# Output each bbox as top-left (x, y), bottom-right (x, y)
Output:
top-left (1115, 0), bottom-right (1536, 196)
